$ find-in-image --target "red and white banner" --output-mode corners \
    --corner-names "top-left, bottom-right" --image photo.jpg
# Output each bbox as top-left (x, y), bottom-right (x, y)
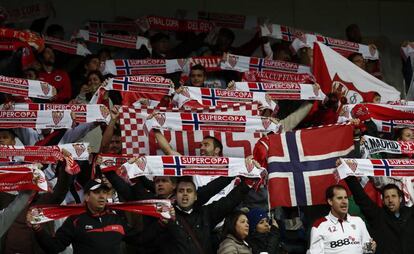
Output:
top-left (28, 199), bottom-right (173, 224)
top-left (220, 53), bottom-right (311, 74)
top-left (339, 103), bottom-right (414, 123)
top-left (103, 59), bottom-right (184, 76)
top-left (313, 42), bottom-right (400, 103)
top-left (4, 103), bottom-right (110, 124)
top-left (337, 158), bottom-right (414, 179)
top-left (104, 76), bottom-right (174, 95)
top-left (260, 23), bottom-right (379, 60)
top-left (76, 30), bottom-right (151, 52)
top-left (136, 15), bottom-right (214, 33)
top-left (120, 106), bottom-right (262, 156)
top-left (0, 75), bottom-right (55, 99)
top-left (0, 110), bottom-right (72, 129)
top-left (3, 2), bottom-right (54, 24)
top-left (183, 10), bottom-right (258, 30)
top-left (172, 86), bottom-right (277, 109)
top-left (361, 135), bottom-right (414, 158)
top-left (118, 155), bottom-right (264, 179)
top-left (45, 36), bottom-right (91, 56)
top-left (0, 143), bottom-right (90, 162)
top-left (87, 20), bottom-right (138, 34)
top-left (232, 82), bottom-right (325, 100)
top-left (144, 112), bottom-right (280, 133)
top-left (0, 164), bottom-right (47, 192)
top-left (130, 103), bottom-right (260, 115)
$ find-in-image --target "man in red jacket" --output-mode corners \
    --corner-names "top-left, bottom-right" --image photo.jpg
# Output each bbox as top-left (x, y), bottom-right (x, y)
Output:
top-left (38, 46), bottom-right (72, 103)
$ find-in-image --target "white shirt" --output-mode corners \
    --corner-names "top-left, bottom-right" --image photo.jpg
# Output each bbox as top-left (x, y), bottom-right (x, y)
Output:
top-left (307, 212), bottom-right (371, 254)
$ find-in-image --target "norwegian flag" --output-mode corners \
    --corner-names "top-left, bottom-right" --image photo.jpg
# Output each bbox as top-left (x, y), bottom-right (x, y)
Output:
top-left (267, 124), bottom-right (354, 207)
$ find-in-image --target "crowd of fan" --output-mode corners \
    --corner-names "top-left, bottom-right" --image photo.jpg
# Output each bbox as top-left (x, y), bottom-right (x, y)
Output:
top-left (0, 9), bottom-right (413, 254)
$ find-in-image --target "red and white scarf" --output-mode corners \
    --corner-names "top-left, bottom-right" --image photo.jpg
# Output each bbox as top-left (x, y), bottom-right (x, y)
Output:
top-left (260, 23), bottom-right (379, 60)
top-left (76, 30), bottom-right (151, 52)
top-left (361, 135), bottom-right (414, 158)
top-left (232, 82), bottom-right (325, 100)
top-left (339, 103), bottom-right (414, 124)
top-left (103, 59), bottom-right (184, 76)
top-left (119, 107), bottom-right (262, 156)
top-left (44, 36), bottom-right (91, 56)
top-left (0, 28), bottom-right (44, 51)
top-left (0, 164), bottom-right (47, 192)
top-left (0, 143), bottom-right (90, 163)
top-left (28, 199), bottom-right (173, 224)
top-left (172, 86), bottom-right (277, 109)
top-left (0, 75), bottom-right (55, 99)
top-left (337, 158), bottom-right (414, 179)
top-left (102, 155), bottom-right (264, 180)
top-left (104, 76), bottom-right (174, 95)
top-left (180, 10), bottom-right (258, 30)
top-left (241, 71), bottom-right (314, 83)
top-left (4, 103), bottom-right (110, 124)
top-left (136, 15), bottom-right (213, 33)
top-left (220, 53), bottom-right (311, 74)
top-left (0, 110), bottom-right (73, 129)
top-left (144, 112), bottom-right (280, 133)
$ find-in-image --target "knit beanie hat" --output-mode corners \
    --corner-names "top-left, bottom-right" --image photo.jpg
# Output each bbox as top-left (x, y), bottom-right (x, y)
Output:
top-left (247, 207), bottom-right (268, 233)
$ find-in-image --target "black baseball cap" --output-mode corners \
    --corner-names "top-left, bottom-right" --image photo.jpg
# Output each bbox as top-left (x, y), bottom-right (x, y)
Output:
top-left (84, 179), bottom-right (111, 193)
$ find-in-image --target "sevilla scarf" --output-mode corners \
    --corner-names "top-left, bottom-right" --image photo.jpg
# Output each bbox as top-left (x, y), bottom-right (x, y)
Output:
top-left (241, 71), bottom-right (314, 83)
top-left (361, 135), bottom-right (414, 157)
top-left (105, 76), bottom-right (174, 95)
top-left (136, 15), bottom-right (213, 33)
top-left (103, 59), bottom-right (184, 76)
top-left (183, 10), bottom-right (258, 30)
top-left (144, 112), bottom-right (280, 133)
top-left (101, 155), bottom-right (264, 180)
top-left (0, 164), bottom-right (48, 192)
top-left (172, 86), bottom-right (277, 110)
top-left (179, 56), bottom-right (222, 84)
top-left (260, 23), bottom-right (379, 60)
top-left (45, 36), bottom-right (91, 56)
top-left (0, 110), bottom-right (72, 129)
top-left (76, 30), bottom-right (151, 52)
top-left (337, 158), bottom-right (414, 178)
top-left (0, 41), bottom-right (28, 51)
top-left (220, 53), bottom-right (311, 74)
top-left (0, 75), bottom-right (55, 99)
top-left (232, 82), bottom-right (325, 100)
top-left (28, 199), bottom-right (173, 224)
top-left (119, 107), bottom-right (262, 156)
top-left (5, 103), bottom-right (110, 124)
top-left (0, 28), bottom-right (44, 51)
top-left (0, 143), bottom-right (90, 163)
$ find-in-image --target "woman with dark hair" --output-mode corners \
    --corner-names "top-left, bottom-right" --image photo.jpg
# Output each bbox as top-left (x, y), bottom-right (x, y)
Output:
top-left (74, 70), bottom-right (104, 103)
top-left (218, 210), bottom-right (252, 254)
top-left (394, 127), bottom-right (413, 142)
top-left (246, 208), bottom-right (280, 254)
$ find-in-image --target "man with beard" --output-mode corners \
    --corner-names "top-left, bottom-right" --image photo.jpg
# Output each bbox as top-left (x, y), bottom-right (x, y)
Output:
top-left (38, 46), bottom-right (72, 103)
top-left (346, 176), bottom-right (414, 254)
top-left (308, 185), bottom-right (375, 254)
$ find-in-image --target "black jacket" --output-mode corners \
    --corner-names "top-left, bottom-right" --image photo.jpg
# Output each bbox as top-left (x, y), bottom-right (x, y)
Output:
top-left (346, 176), bottom-right (414, 254)
top-left (158, 182), bottom-right (250, 254)
top-left (35, 208), bottom-right (156, 254)
top-left (246, 225), bottom-right (280, 254)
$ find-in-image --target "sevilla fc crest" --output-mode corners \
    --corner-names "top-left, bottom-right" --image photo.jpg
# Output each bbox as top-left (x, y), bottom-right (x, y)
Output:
top-left (228, 55), bottom-right (239, 68)
top-left (181, 87), bottom-right (191, 98)
top-left (266, 23), bottom-right (273, 34)
top-left (345, 159), bottom-right (358, 173)
top-left (52, 110), bottom-right (64, 125)
top-left (245, 159), bottom-right (255, 173)
top-left (177, 58), bottom-right (188, 70)
top-left (331, 74), bottom-right (364, 104)
top-left (40, 82), bottom-right (50, 95)
top-left (136, 156), bottom-right (147, 171)
top-left (100, 105), bottom-right (110, 119)
top-left (72, 143), bottom-right (86, 157)
top-left (154, 113), bottom-right (166, 126)
top-left (261, 117), bottom-right (271, 130)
